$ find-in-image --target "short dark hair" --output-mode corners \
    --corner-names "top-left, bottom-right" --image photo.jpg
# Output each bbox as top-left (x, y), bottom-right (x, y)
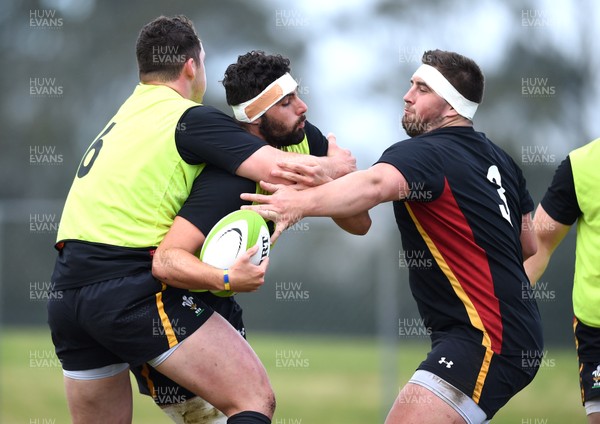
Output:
top-left (222, 51), bottom-right (291, 106)
top-left (422, 49), bottom-right (484, 104)
top-left (136, 15), bottom-right (201, 82)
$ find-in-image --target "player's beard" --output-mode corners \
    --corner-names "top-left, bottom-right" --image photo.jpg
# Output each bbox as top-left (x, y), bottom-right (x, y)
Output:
top-left (402, 111), bottom-right (447, 137)
top-left (260, 114), bottom-right (306, 147)
top-left (402, 113), bottom-right (430, 137)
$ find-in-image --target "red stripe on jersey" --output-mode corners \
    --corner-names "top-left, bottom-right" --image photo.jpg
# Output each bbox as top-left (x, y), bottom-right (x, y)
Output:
top-left (406, 178), bottom-right (503, 353)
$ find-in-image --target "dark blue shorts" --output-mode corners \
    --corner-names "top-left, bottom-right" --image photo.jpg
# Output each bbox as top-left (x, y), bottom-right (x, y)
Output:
top-left (418, 335), bottom-right (541, 419)
top-left (131, 292), bottom-right (246, 405)
top-left (47, 271), bottom-right (214, 371)
top-left (574, 317), bottom-right (600, 404)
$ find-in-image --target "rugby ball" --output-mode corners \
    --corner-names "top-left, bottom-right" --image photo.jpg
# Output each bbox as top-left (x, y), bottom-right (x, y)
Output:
top-left (193, 210), bottom-right (270, 296)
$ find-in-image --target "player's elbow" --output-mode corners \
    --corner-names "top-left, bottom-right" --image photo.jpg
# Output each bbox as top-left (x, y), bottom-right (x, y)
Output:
top-left (350, 215), bottom-right (372, 236)
top-left (151, 250), bottom-right (170, 281)
top-left (333, 213), bottom-right (372, 235)
top-left (521, 237), bottom-right (537, 261)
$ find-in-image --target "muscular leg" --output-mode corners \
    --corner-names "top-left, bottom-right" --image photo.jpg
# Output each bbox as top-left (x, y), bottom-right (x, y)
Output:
top-left (384, 383), bottom-right (466, 424)
top-left (589, 412), bottom-right (600, 424)
top-left (156, 313), bottom-right (275, 419)
top-left (64, 368), bottom-right (132, 424)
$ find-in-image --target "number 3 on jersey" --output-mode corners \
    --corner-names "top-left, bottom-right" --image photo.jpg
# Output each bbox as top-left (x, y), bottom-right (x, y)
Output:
top-left (487, 165), bottom-right (512, 226)
top-left (77, 122), bottom-right (115, 178)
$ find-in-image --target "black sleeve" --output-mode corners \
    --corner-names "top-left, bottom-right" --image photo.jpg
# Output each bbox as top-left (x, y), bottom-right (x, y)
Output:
top-left (304, 121), bottom-right (329, 157)
top-left (540, 156), bottom-right (581, 225)
top-left (375, 139), bottom-right (445, 202)
top-left (177, 165), bottom-right (256, 236)
top-left (175, 105), bottom-right (267, 174)
top-left (513, 156), bottom-right (535, 215)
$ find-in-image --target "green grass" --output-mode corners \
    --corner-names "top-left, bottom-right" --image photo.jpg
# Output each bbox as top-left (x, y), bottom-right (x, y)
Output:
top-left (0, 328), bottom-right (587, 423)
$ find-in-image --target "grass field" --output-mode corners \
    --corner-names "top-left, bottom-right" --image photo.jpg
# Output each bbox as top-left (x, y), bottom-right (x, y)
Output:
top-left (0, 327), bottom-right (587, 423)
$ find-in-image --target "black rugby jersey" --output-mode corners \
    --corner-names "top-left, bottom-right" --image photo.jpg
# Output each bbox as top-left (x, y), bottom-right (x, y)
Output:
top-left (377, 126), bottom-right (543, 356)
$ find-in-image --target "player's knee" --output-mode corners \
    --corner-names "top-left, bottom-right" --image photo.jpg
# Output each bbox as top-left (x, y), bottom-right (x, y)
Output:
top-left (247, 377), bottom-right (275, 418)
top-left (265, 388), bottom-right (276, 417)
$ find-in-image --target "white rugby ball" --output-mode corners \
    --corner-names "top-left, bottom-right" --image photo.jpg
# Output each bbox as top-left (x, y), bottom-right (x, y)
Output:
top-left (194, 210), bottom-right (270, 296)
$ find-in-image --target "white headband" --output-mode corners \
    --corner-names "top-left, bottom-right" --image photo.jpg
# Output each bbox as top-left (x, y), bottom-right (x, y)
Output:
top-left (412, 64), bottom-right (479, 120)
top-left (231, 73), bottom-right (298, 123)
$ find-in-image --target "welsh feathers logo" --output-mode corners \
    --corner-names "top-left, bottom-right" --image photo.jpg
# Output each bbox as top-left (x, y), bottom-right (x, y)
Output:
top-left (592, 365), bottom-right (600, 389)
top-left (182, 295), bottom-right (204, 317)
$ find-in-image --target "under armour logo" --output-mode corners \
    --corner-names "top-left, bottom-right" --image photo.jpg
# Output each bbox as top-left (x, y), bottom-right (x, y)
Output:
top-left (438, 357), bottom-right (453, 368)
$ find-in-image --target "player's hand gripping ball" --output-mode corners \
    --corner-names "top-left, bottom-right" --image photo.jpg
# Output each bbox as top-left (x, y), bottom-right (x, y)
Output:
top-left (193, 210), bottom-right (270, 297)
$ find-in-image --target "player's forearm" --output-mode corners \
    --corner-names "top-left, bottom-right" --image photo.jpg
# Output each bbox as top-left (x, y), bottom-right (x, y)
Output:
top-left (236, 145), bottom-right (355, 184)
top-left (523, 205), bottom-right (571, 285)
top-left (235, 146), bottom-right (314, 184)
top-left (152, 248), bottom-right (224, 291)
top-left (313, 154), bottom-right (355, 179)
top-left (523, 249), bottom-right (551, 286)
top-left (302, 170), bottom-right (383, 218)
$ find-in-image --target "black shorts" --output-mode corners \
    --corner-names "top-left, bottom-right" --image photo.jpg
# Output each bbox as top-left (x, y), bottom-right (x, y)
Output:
top-left (574, 317), bottom-right (600, 404)
top-left (47, 271), bottom-right (214, 370)
top-left (418, 335), bottom-right (541, 419)
top-left (131, 292), bottom-right (246, 405)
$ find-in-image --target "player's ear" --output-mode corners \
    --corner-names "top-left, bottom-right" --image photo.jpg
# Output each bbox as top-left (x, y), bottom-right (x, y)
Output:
top-left (248, 117), bottom-right (261, 127)
top-left (445, 104), bottom-right (459, 119)
top-left (182, 57), bottom-right (196, 80)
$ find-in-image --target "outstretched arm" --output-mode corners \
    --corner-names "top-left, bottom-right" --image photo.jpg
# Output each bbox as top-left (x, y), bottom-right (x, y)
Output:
top-left (271, 161), bottom-right (372, 235)
top-left (241, 162), bottom-right (408, 242)
top-left (524, 204), bottom-right (571, 285)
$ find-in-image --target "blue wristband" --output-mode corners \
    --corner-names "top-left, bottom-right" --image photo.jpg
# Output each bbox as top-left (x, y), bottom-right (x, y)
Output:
top-left (223, 269), bottom-right (230, 291)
